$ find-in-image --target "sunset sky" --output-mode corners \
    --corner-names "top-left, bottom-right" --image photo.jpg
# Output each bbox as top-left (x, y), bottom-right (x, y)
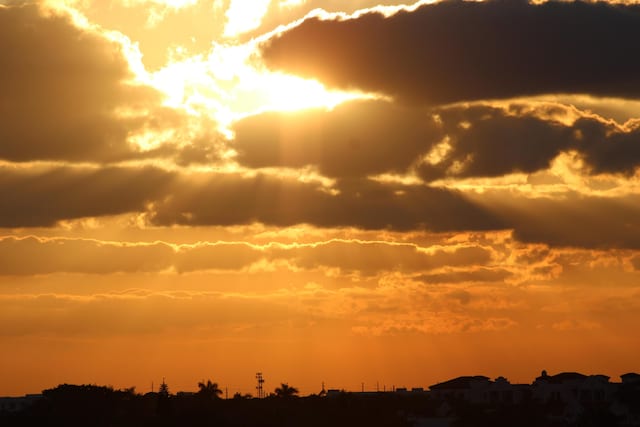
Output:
top-left (2, 0), bottom-right (640, 397)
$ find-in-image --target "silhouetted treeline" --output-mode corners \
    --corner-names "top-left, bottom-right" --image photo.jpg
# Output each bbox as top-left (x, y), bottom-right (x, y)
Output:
top-left (1, 384), bottom-right (416, 427)
top-left (1, 382), bottom-right (638, 427)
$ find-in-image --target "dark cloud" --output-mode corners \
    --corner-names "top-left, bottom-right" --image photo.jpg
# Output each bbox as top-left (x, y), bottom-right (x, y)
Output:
top-left (173, 135), bottom-right (224, 166)
top-left (233, 100), bottom-right (441, 177)
top-left (234, 100), bottom-right (640, 180)
top-left (423, 104), bottom-right (640, 180)
top-left (419, 105), bottom-right (575, 180)
top-left (125, 176), bottom-right (640, 249)
top-left (261, 0), bottom-right (640, 104)
top-left (0, 4), bottom-right (209, 163)
top-left (4, 164), bottom-right (640, 249)
top-left (0, 165), bottom-right (173, 227)
top-left (149, 173), bottom-right (503, 231)
top-left (479, 191), bottom-right (640, 249)
top-left (575, 117), bottom-right (640, 175)
top-left (0, 163), bottom-right (497, 231)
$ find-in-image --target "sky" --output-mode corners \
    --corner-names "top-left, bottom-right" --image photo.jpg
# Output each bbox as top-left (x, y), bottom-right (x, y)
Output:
top-left (2, 0), bottom-right (640, 397)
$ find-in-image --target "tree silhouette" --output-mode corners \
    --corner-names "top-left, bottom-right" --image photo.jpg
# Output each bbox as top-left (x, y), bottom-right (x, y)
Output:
top-left (233, 392), bottom-right (253, 400)
top-left (197, 380), bottom-right (223, 400)
top-left (158, 380), bottom-right (170, 398)
top-left (156, 379), bottom-right (171, 416)
top-left (274, 383), bottom-right (299, 398)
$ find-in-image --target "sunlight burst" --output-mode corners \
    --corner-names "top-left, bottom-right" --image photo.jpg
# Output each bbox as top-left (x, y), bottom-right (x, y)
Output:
top-left (146, 41), bottom-right (372, 135)
top-left (223, 0), bottom-right (271, 37)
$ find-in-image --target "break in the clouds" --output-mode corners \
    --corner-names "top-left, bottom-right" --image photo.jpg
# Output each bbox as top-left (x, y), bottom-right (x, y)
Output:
top-left (73, 0), bottom-right (226, 70)
top-left (261, 0), bottom-right (640, 104)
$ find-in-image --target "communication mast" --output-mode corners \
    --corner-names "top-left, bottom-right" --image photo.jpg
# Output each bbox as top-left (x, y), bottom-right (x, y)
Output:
top-left (256, 372), bottom-right (265, 399)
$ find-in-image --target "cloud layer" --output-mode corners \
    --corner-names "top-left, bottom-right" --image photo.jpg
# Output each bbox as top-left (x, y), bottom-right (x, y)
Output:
top-left (233, 100), bottom-right (440, 177)
top-left (0, 4), bottom-right (214, 164)
top-left (0, 236), bottom-right (492, 276)
top-left (234, 99), bottom-right (640, 181)
top-left (0, 165), bottom-right (172, 227)
top-left (262, 0), bottom-right (640, 104)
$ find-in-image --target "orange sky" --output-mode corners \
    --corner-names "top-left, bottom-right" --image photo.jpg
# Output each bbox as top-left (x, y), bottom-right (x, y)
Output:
top-left (2, 0), bottom-right (640, 397)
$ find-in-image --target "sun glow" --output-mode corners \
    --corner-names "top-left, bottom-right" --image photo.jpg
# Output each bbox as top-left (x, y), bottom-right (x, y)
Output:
top-left (119, 0), bottom-right (199, 8)
top-left (36, 0), bottom-right (372, 138)
top-left (223, 0), bottom-right (272, 37)
top-left (145, 41), bottom-right (372, 135)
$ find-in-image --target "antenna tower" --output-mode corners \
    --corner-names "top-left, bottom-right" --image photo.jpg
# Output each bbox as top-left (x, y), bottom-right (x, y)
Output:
top-left (256, 372), bottom-right (265, 399)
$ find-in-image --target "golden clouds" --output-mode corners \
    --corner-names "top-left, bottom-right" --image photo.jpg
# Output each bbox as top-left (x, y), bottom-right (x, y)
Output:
top-left (0, 235), bottom-right (492, 276)
top-left (3, 0), bottom-right (640, 396)
top-left (232, 99), bottom-right (640, 184)
top-left (2, 230), bottom-right (640, 337)
top-left (3, 225), bottom-right (640, 394)
top-left (0, 4), bottom-right (211, 164)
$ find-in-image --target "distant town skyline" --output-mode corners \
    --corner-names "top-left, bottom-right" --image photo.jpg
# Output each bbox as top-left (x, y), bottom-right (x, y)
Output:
top-left (4, 368), bottom-right (640, 427)
top-left (3, 369), bottom-right (639, 399)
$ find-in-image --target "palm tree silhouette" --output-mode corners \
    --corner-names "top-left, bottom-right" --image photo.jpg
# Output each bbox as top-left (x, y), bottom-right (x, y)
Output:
top-left (197, 380), bottom-right (223, 399)
top-left (274, 383), bottom-right (299, 398)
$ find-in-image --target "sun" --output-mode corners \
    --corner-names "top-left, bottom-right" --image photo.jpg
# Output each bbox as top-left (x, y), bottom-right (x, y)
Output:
top-left (39, 0), bottom-right (374, 137)
top-left (230, 70), bottom-right (364, 114)
top-left (144, 41), bottom-right (373, 135)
